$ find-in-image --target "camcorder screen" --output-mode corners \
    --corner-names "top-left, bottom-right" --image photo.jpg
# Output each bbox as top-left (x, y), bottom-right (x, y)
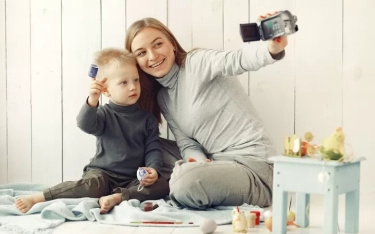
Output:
top-left (240, 24), bottom-right (260, 42)
top-left (261, 16), bottom-right (285, 40)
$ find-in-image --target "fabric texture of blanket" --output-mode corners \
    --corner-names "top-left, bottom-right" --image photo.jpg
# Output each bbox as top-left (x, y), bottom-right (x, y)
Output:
top-left (0, 183), bottom-right (265, 234)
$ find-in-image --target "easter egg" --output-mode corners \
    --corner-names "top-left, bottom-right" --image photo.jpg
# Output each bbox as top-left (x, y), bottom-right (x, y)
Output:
top-left (287, 211), bottom-right (296, 222)
top-left (200, 219), bottom-right (217, 234)
top-left (263, 210), bottom-right (273, 218)
top-left (265, 217), bottom-right (272, 232)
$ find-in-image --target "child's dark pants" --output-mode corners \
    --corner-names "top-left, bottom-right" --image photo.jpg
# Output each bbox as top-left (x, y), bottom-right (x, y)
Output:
top-left (43, 168), bottom-right (169, 202)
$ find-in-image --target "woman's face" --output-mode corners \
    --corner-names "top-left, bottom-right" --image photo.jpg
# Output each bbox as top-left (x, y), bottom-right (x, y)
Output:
top-left (131, 27), bottom-right (175, 78)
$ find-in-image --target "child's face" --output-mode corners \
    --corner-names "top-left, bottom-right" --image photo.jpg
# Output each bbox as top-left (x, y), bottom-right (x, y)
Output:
top-left (105, 64), bottom-right (140, 106)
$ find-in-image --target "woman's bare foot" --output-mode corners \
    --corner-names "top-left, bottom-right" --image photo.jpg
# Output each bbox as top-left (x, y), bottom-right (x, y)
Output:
top-left (99, 193), bottom-right (122, 214)
top-left (15, 192), bottom-right (45, 213)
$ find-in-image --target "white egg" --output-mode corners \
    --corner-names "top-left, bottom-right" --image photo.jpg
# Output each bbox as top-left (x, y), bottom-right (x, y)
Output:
top-left (263, 210), bottom-right (273, 218)
top-left (200, 219), bottom-right (217, 234)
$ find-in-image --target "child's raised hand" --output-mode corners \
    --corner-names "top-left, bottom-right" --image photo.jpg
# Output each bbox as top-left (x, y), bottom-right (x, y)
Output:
top-left (88, 77), bottom-right (107, 107)
top-left (140, 167), bottom-right (158, 186)
top-left (258, 12), bottom-right (289, 56)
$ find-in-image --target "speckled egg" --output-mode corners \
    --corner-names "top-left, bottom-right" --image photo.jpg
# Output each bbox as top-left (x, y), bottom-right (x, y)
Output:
top-left (200, 219), bottom-right (217, 234)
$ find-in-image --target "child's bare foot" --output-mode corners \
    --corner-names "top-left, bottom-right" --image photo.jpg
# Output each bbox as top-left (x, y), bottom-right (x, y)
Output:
top-left (99, 193), bottom-right (122, 214)
top-left (15, 192), bottom-right (45, 213)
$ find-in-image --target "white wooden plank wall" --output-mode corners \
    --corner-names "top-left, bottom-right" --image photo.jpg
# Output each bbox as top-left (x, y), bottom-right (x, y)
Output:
top-left (295, 0), bottom-right (343, 143)
top-left (31, 0), bottom-right (62, 186)
top-left (0, 0), bottom-right (374, 195)
top-left (167, 0), bottom-right (192, 141)
top-left (0, 0), bottom-right (6, 184)
top-left (101, 0), bottom-right (126, 105)
top-left (249, 0), bottom-right (295, 154)
top-left (6, 0), bottom-right (32, 183)
top-left (343, 1), bottom-right (375, 189)
top-left (61, 0), bottom-right (101, 181)
top-left (224, 0), bottom-right (249, 91)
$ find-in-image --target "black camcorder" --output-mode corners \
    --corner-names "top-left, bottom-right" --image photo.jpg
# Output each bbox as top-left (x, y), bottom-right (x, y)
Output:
top-left (240, 10), bottom-right (298, 42)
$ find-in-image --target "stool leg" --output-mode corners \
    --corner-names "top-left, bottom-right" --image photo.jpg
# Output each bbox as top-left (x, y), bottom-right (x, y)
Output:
top-left (296, 193), bottom-right (310, 227)
top-left (345, 190), bottom-right (359, 233)
top-left (273, 189), bottom-right (288, 234)
top-left (324, 188), bottom-right (339, 234)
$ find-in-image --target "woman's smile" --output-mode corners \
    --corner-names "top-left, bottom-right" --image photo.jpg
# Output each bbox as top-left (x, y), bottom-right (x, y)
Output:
top-left (150, 59), bottom-right (165, 68)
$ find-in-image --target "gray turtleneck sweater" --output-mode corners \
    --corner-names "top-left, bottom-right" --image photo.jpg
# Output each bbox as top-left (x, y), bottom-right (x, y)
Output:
top-left (76, 99), bottom-right (163, 177)
top-left (157, 43), bottom-right (284, 162)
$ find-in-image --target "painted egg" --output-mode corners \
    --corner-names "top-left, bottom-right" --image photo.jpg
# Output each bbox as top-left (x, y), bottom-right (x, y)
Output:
top-left (200, 219), bottom-right (217, 234)
top-left (265, 217), bottom-right (273, 232)
top-left (263, 210), bottom-right (273, 218)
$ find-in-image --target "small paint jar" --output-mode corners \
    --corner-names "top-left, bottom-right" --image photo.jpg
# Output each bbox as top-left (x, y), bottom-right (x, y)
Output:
top-left (250, 211), bottom-right (260, 225)
top-left (88, 64), bottom-right (98, 78)
top-left (143, 202), bottom-right (153, 212)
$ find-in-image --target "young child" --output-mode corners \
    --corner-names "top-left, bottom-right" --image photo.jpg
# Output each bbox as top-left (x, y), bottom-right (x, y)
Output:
top-left (15, 48), bottom-right (169, 214)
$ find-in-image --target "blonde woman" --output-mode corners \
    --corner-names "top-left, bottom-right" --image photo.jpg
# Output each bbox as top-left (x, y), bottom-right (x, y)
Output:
top-left (126, 16), bottom-right (288, 209)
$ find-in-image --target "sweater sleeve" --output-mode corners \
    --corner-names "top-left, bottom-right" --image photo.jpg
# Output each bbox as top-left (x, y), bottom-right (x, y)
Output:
top-left (76, 97), bottom-right (106, 136)
top-left (157, 94), bottom-right (207, 162)
top-left (144, 115), bottom-right (163, 175)
top-left (186, 42), bottom-right (284, 82)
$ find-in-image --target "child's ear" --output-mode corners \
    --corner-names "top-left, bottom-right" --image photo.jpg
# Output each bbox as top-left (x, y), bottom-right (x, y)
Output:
top-left (101, 78), bottom-right (110, 97)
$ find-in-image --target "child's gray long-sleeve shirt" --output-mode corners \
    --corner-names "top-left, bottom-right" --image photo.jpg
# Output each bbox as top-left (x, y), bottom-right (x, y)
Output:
top-left (156, 43), bottom-right (284, 162)
top-left (77, 100), bottom-right (163, 177)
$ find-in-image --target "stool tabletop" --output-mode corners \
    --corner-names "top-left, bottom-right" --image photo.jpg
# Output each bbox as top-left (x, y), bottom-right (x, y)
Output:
top-left (268, 155), bottom-right (366, 166)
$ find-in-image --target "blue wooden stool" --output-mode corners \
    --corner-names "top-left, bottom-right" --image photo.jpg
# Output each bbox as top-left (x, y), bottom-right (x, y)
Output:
top-left (268, 156), bottom-right (365, 234)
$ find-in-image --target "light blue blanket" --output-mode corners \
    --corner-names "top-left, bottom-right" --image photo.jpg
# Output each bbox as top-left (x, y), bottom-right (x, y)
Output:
top-left (0, 183), bottom-right (264, 234)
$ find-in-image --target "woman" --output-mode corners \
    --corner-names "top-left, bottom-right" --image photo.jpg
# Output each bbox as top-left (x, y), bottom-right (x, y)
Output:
top-left (125, 16), bottom-right (288, 209)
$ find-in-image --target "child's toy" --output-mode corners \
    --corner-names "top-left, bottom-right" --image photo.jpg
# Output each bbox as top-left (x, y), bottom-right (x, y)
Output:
top-left (232, 207), bottom-right (247, 233)
top-left (200, 219), bottom-right (217, 234)
top-left (137, 167), bottom-right (148, 191)
top-left (320, 127), bottom-right (345, 161)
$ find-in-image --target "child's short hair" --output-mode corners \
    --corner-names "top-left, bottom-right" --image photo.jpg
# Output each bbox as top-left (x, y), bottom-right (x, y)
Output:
top-left (94, 48), bottom-right (136, 80)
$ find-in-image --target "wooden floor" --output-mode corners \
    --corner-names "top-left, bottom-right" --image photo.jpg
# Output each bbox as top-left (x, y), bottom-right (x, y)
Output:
top-left (45, 193), bottom-right (375, 234)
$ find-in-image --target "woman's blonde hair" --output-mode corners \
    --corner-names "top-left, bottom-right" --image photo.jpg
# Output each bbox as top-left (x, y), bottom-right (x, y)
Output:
top-left (125, 18), bottom-right (188, 124)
